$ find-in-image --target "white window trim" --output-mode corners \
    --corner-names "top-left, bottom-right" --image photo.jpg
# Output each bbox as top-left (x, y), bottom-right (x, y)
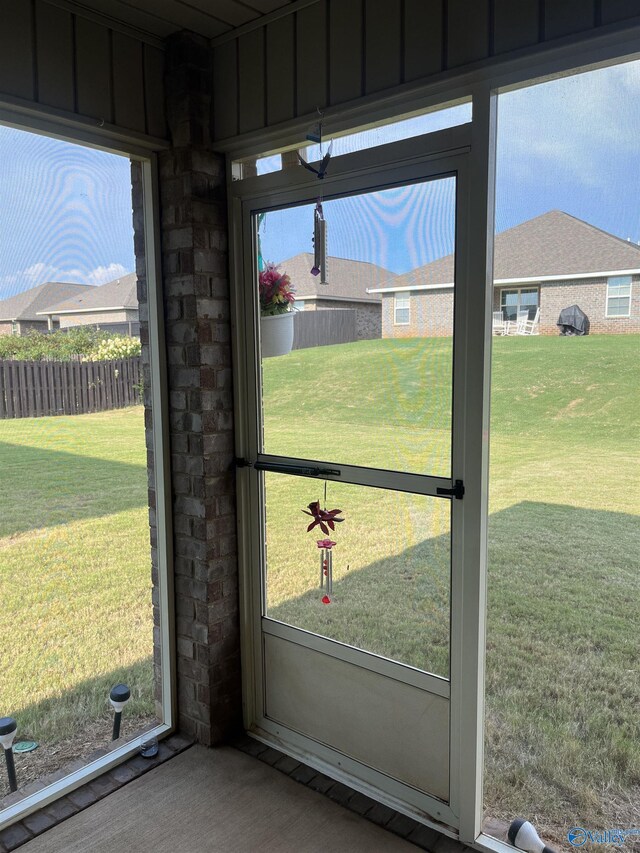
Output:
top-left (605, 276), bottom-right (632, 318)
top-left (393, 293), bottom-right (411, 325)
top-left (0, 119), bottom-right (175, 833)
top-left (499, 286), bottom-right (539, 315)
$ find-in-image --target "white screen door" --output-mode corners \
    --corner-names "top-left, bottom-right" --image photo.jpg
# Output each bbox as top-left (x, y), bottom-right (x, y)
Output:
top-left (232, 124), bottom-right (490, 836)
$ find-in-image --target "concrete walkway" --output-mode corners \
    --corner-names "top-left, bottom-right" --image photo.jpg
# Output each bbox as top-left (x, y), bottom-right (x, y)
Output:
top-left (23, 746), bottom-right (418, 852)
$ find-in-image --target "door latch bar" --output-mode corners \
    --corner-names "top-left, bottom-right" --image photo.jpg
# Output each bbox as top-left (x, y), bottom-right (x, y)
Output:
top-left (235, 458), bottom-right (341, 478)
top-left (436, 479), bottom-right (465, 500)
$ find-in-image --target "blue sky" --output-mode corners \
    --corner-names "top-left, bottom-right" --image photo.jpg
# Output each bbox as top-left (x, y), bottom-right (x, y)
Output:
top-left (0, 128), bottom-right (134, 300)
top-left (1, 59), bottom-right (639, 298)
top-left (262, 59), bottom-right (640, 273)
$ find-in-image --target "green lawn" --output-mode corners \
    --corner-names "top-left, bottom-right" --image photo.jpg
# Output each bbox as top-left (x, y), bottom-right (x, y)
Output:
top-left (1, 334), bottom-right (638, 840)
top-left (261, 334), bottom-right (640, 840)
top-left (0, 408), bottom-right (153, 745)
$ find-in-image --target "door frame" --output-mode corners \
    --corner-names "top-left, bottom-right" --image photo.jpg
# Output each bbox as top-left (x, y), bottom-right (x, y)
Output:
top-left (229, 88), bottom-right (496, 843)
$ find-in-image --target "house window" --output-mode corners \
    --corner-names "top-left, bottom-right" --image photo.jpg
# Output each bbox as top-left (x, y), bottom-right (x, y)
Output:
top-left (606, 276), bottom-right (632, 317)
top-left (394, 293), bottom-right (410, 324)
top-left (500, 287), bottom-right (539, 321)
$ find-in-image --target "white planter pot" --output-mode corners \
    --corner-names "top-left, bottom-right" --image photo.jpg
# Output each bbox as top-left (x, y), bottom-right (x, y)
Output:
top-left (260, 312), bottom-right (294, 358)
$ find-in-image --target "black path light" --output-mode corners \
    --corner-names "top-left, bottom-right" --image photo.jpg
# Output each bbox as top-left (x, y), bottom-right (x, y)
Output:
top-left (0, 717), bottom-right (18, 792)
top-left (109, 684), bottom-right (131, 741)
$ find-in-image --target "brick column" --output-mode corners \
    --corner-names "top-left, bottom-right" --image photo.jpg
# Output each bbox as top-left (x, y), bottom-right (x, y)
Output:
top-left (134, 30), bottom-right (241, 746)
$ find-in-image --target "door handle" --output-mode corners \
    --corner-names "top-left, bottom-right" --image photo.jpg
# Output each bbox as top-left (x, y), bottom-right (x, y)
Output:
top-left (236, 458), bottom-right (341, 478)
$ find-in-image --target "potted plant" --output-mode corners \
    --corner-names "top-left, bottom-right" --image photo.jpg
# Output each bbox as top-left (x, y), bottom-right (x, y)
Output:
top-left (259, 262), bottom-right (296, 358)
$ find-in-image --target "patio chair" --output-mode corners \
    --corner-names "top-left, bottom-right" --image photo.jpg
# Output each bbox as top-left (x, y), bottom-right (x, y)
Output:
top-left (521, 307), bottom-right (540, 335)
top-left (514, 309), bottom-right (529, 335)
top-left (492, 311), bottom-right (507, 335)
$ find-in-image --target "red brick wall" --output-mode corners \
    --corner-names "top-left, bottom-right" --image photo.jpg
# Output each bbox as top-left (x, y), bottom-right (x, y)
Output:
top-left (384, 278), bottom-right (640, 339)
top-left (382, 290), bottom-right (453, 338)
top-left (133, 31), bottom-right (241, 746)
top-left (539, 276), bottom-right (640, 334)
top-left (494, 276), bottom-right (640, 335)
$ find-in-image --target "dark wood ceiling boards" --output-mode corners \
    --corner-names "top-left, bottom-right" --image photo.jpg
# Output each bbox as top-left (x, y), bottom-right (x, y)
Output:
top-left (50, 0), bottom-right (299, 41)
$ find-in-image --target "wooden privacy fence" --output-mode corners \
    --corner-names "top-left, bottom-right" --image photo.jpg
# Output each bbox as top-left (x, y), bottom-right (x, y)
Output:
top-left (0, 357), bottom-right (142, 419)
top-left (293, 309), bottom-right (357, 350)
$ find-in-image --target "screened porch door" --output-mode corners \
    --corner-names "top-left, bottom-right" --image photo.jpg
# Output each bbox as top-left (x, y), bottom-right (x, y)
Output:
top-left (232, 127), bottom-right (489, 835)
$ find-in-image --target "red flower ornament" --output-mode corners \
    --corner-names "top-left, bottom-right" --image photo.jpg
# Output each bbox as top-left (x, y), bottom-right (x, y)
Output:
top-left (302, 501), bottom-right (344, 535)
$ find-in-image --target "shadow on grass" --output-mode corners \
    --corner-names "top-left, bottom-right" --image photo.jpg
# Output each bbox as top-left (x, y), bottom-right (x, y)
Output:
top-left (0, 441), bottom-right (148, 538)
top-left (8, 656), bottom-right (155, 745)
top-left (269, 512), bottom-right (451, 677)
top-left (269, 498), bottom-right (639, 832)
top-left (1, 656), bottom-right (157, 802)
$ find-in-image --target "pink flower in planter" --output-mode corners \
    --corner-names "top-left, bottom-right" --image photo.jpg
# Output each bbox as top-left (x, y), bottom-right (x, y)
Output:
top-left (316, 538), bottom-right (337, 549)
top-left (259, 262), bottom-right (295, 316)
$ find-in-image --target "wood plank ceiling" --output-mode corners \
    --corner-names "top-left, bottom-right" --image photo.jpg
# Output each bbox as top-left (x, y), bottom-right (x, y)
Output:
top-left (59, 0), bottom-right (299, 40)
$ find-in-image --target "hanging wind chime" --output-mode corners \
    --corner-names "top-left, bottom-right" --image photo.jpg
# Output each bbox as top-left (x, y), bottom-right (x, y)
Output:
top-left (302, 482), bottom-right (344, 604)
top-left (298, 109), bottom-right (332, 285)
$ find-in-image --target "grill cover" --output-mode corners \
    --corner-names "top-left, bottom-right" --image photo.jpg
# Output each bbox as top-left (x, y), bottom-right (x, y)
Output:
top-left (557, 304), bottom-right (589, 335)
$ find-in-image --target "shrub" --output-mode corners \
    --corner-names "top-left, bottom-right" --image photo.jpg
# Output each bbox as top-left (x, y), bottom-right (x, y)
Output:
top-left (83, 336), bottom-right (141, 361)
top-left (0, 328), bottom-right (140, 361)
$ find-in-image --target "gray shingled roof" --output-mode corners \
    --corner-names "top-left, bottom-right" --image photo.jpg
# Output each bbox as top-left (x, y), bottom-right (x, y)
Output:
top-left (43, 273), bottom-right (138, 314)
top-left (0, 282), bottom-right (93, 321)
top-left (278, 253), bottom-right (396, 301)
top-left (378, 210), bottom-right (640, 290)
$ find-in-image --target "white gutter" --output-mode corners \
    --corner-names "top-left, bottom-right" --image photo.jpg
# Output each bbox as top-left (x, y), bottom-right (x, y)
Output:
top-left (36, 305), bottom-right (133, 315)
top-left (367, 283), bottom-right (454, 294)
top-left (367, 267), bottom-right (640, 294)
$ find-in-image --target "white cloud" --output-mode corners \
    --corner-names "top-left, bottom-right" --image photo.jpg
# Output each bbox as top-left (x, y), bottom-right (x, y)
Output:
top-left (84, 263), bottom-right (129, 285)
top-left (498, 59), bottom-right (640, 187)
top-left (0, 261), bottom-right (131, 300)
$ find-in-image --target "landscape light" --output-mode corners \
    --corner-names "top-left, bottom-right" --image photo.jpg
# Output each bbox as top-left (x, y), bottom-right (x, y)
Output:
top-left (508, 818), bottom-right (557, 853)
top-left (0, 717), bottom-right (18, 792)
top-left (109, 684), bottom-right (131, 741)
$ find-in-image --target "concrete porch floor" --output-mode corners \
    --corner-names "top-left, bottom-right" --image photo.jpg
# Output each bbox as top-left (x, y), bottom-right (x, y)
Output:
top-left (21, 745), bottom-right (422, 852)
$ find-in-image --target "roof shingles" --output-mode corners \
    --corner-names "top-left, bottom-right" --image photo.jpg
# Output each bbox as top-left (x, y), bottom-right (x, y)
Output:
top-left (278, 253), bottom-right (396, 301)
top-left (378, 210), bottom-right (640, 290)
top-left (43, 273), bottom-right (138, 313)
top-left (0, 282), bottom-right (93, 322)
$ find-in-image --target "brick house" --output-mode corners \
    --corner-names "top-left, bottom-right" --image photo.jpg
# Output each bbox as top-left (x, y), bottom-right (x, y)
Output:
top-left (0, 282), bottom-right (92, 336)
top-left (281, 253), bottom-right (394, 340)
top-left (40, 272), bottom-right (140, 336)
top-left (373, 210), bottom-right (640, 337)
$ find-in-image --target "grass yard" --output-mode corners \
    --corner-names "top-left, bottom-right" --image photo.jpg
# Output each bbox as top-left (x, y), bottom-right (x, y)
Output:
top-left (261, 334), bottom-right (640, 843)
top-left (0, 334), bottom-right (637, 840)
top-left (0, 407), bottom-right (154, 778)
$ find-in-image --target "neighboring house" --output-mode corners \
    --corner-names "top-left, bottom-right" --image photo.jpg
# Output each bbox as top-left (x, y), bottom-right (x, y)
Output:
top-left (41, 272), bottom-right (139, 335)
top-left (0, 281), bottom-right (93, 336)
top-left (280, 253), bottom-right (396, 340)
top-left (370, 211), bottom-right (640, 337)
